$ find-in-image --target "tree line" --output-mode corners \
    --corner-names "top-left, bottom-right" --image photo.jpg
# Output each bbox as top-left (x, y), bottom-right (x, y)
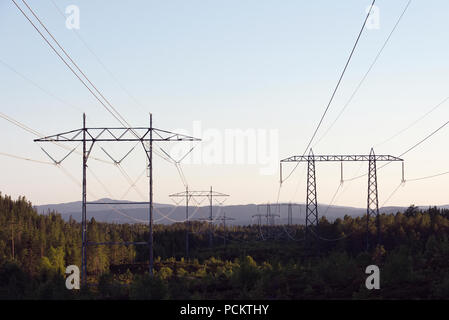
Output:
top-left (1, 192), bottom-right (449, 299)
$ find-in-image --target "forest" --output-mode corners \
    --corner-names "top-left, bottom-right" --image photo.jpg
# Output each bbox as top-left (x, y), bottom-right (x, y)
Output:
top-left (1, 192), bottom-right (449, 299)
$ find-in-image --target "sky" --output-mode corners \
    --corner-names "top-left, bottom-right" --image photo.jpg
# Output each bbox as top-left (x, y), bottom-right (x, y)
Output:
top-left (1, 0), bottom-right (449, 210)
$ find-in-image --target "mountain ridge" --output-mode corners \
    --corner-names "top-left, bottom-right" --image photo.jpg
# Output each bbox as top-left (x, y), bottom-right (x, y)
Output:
top-left (33, 199), bottom-right (439, 225)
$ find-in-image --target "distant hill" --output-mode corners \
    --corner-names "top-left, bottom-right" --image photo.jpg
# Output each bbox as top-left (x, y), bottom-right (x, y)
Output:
top-left (35, 198), bottom-right (173, 214)
top-left (34, 199), bottom-right (419, 225)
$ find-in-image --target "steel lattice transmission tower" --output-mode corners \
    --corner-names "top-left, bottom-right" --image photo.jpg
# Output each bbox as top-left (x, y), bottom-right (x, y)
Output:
top-left (169, 187), bottom-right (229, 255)
top-left (216, 211), bottom-right (235, 247)
top-left (253, 203), bottom-right (280, 240)
top-left (275, 202), bottom-right (301, 226)
top-left (252, 213), bottom-right (264, 228)
top-left (35, 113), bottom-right (200, 287)
top-left (280, 148), bottom-right (404, 249)
top-left (255, 203), bottom-right (280, 227)
top-left (168, 186), bottom-right (192, 259)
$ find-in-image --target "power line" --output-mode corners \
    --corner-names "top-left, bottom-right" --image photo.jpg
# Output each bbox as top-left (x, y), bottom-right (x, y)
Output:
top-left (285, 0), bottom-right (411, 203)
top-left (11, 0), bottom-right (165, 168)
top-left (280, 223), bottom-right (305, 242)
top-left (20, 0), bottom-right (133, 128)
top-left (2, 115), bottom-right (84, 163)
top-left (37, 144), bottom-right (149, 224)
top-left (304, 0), bottom-right (376, 152)
top-left (9, 1), bottom-right (202, 234)
top-left (380, 181), bottom-right (404, 207)
top-left (0, 113), bottom-right (189, 224)
top-left (120, 168), bottom-right (147, 199)
top-left (0, 110), bottom-right (112, 164)
top-left (282, 0), bottom-right (376, 183)
top-left (12, 0), bottom-right (195, 198)
top-left (310, 227), bottom-right (354, 242)
top-left (153, 200), bottom-right (205, 224)
top-left (12, 0), bottom-right (194, 203)
top-left (376, 95), bottom-right (449, 147)
top-left (15, 0), bottom-right (200, 210)
top-left (1, 95), bottom-right (194, 225)
top-left (314, 0), bottom-right (412, 149)
top-left (398, 118), bottom-right (449, 158)
top-left (322, 182), bottom-right (343, 216)
top-left (20, 1), bottom-right (191, 173)
top-left (49, 0), bottom-right (148, 114)
top-left (319, 162), bottom-right (365, 209)
top-left (98, 143), bottom-right (150, 200)
top-left (344, 110), bottom-right (449, 183)
top-left (0, 151), bottom-right (53, 165)
top-left (117, 165), bottom-right (147, 200)
top-left (89, 153), bottom-right (204, 224)
top-left (87, 167), bottom-right (117, 200)
top-left (0, 58), bottom-right (82, 113)
top-left (0, 111), bottom-right (42, 137)
top-left (346, 114), bottom-right (449, 183)
top-left (63, 164), bottom-right (149, 224)
top-left (11, 0), bottom-right (131, 129)
top-left (407, 170), bottom-right (449, 182)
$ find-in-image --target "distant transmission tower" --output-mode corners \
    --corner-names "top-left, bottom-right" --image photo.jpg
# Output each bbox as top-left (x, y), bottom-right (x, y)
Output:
top-left (169, 187), bottom-right (229, 255)
top-left (216, 211), bottom-right (235, 246)
top-left (255, 203), bottom-right (279, 227)
top-left (252, 212), bottom-right (264, 228)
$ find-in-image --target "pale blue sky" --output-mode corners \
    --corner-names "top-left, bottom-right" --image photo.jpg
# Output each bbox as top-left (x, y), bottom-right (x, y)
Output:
top-left (1, 0), bottom-right (449, 209)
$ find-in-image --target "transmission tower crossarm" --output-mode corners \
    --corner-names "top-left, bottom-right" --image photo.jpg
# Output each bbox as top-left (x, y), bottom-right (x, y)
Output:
top-left (169, 190), bottom-right (229, 197)
top-left (34, 127), bottom-right (201, 142)
top-left (281, 154), bottom-right (403, 162)
top-left (216, 216), bottom-right (236, 221)
top-left (86, 201), bottom-right (150, 205)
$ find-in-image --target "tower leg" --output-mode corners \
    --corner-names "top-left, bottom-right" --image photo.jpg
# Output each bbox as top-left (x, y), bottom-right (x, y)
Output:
top-left (367, 148), bottom-right (380, 250)
top-left (209, 186), bottom-right (213, 248)
top-left (306, 149), bottom-right (318, 243)
top-left (288, 202), bottom-right (292, 226)
top-left (185, 188), bottom-right (189, 258)
top-left (149, 114), bottom-right (154, 276)
top-left (81, 113), bottom-right (87, 287)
